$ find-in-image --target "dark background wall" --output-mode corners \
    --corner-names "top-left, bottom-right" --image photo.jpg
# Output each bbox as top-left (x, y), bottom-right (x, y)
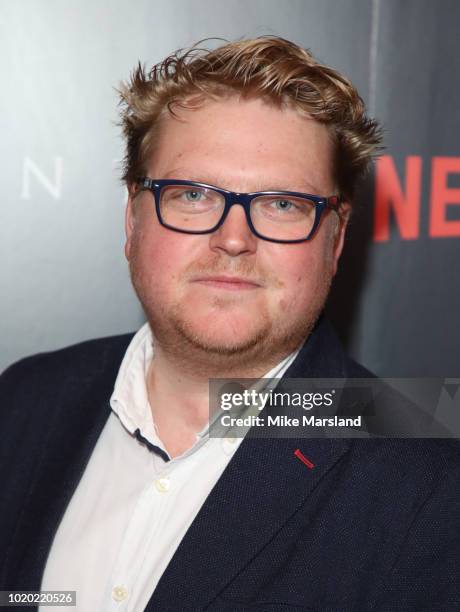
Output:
top-left (328, 0), bottom-right (460, 376)
top-left (2, 0), bottom-right (459, 376)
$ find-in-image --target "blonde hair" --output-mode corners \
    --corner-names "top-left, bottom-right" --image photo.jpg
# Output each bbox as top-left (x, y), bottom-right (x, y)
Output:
top-left (118, 36), bottom-right (382, 200)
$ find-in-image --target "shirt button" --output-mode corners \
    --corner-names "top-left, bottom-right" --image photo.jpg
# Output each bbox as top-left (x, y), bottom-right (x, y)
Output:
top-left (154, 476), bottom-right (170, 492)
top-left (112, 585), bottom-right (129, 602)
top-left (221, 436), bottom-right (238, 455)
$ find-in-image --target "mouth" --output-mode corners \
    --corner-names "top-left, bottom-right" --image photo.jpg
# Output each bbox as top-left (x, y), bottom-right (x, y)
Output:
top-left (191, 275), bottom-right (263, 291)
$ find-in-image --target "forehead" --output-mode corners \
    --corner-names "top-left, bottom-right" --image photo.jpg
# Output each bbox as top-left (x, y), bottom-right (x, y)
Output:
top-left (147, 96), bottom-right (336, 194)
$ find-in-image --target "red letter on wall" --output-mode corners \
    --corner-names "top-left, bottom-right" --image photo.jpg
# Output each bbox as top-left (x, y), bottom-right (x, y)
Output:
top-left (429, 157), bottom-right (460, 238)
top-left (374, 156), bottom-right (422, 242)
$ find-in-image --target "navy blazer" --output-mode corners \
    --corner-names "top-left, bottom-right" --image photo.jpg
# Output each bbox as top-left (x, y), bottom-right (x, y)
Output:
top-left (1, 318), bottom-right (459, 611)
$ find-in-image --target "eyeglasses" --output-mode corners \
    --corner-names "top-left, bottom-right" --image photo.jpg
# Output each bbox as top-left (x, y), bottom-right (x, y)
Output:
top-left (135, 178), bottom-right (343, 244)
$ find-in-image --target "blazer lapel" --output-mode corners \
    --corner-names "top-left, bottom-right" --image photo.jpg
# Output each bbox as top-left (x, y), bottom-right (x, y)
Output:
top-left (146, 436), bottom-right (350, 611)
top-left (146, 316), bottom-right (353, 610)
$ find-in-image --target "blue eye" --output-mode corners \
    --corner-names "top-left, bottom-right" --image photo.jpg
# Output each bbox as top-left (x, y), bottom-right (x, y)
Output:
top-left (184, 190), bottom-right (204, 202)
top-left (274, 200), bottom-right (293, 211)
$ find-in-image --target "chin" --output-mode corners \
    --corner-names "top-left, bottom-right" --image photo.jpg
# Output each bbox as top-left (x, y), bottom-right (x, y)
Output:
top-left (176, 313), bottom-right (269, 356)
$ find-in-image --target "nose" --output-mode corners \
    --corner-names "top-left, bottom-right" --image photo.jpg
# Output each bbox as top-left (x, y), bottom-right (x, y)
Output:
top-left (208, 203), bottom-right (257, 256)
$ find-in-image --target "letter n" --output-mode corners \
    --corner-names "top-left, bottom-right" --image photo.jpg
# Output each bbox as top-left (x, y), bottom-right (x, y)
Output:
top-left (374, 155), bottom-right (421, 241)
top-left (21, 157), bottom-right (63, 200)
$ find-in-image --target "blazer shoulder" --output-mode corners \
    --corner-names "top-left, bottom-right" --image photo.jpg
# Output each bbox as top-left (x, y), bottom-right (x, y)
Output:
top-left (0, 332), bottom-right (135, 406)
top-left (343, 355), bottom-right (377, 378)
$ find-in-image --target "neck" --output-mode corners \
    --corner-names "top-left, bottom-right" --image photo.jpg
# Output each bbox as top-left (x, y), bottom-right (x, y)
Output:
top-left (146, 339), bottom-right (299, 458)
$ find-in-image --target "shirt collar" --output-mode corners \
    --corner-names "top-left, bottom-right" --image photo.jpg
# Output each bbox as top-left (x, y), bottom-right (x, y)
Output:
top-left (110, 323), bottom-right (160, 443)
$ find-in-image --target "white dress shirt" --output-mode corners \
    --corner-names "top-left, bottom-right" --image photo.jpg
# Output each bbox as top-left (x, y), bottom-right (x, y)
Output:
top-left (40, 323), bottom-right (299, 612)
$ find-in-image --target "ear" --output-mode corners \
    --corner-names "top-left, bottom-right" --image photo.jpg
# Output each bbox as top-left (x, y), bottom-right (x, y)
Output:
top-left (124, 183), bottom-right (137, 261)
top-left (331, 202), bottom-right (351, 276)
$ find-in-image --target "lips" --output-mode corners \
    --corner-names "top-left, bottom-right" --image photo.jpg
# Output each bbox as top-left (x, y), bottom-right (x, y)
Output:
top-left (192, 275), bottom-right (262, 290)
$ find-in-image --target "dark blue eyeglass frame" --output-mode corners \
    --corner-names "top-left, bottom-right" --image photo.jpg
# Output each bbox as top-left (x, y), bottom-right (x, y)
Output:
top-left (136, 177), bottom-right (343, 244)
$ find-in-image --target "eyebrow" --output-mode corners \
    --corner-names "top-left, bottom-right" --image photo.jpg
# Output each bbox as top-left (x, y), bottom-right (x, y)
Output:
top-left (160, 170), bottom-right (322, 194)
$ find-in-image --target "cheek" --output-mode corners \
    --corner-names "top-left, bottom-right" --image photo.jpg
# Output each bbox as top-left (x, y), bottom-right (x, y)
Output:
top-left (272, 243), bottom-right (333, 309)
top-left (130, 228), bottom-right (175, 289)
top-left (131, 226), bottom-right (208, 297)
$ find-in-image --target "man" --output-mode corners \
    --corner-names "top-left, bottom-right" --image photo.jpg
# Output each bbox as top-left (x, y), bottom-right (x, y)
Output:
top-left (1, 37), bottom-right (459, 611)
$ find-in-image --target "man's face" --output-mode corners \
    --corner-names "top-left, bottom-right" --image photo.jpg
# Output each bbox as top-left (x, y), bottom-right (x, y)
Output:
top-left (125, 96), bottom-right (348, 370)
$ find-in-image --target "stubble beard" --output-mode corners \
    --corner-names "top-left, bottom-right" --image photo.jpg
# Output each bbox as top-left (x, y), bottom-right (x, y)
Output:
top-left (129, 255), bottom-right (333, 377)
